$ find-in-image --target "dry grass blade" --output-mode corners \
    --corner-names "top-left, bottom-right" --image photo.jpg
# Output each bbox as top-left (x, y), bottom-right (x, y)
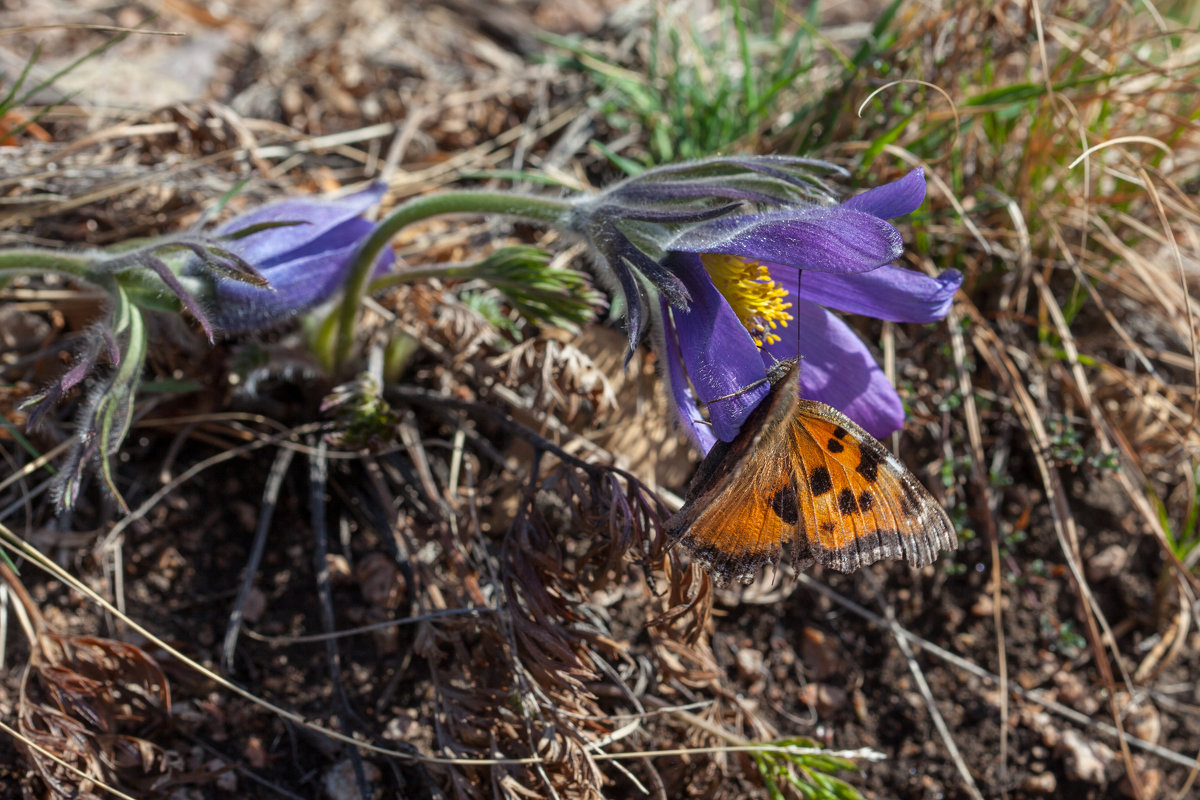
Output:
top-left (794, 572), bottom-right (1200, 770)
top-left (876, 591), bottom-right (984, 800)
top-left (946, 302), bottom-right (1012, 794)
top-left (965, 301), bottom-right (1154, 796)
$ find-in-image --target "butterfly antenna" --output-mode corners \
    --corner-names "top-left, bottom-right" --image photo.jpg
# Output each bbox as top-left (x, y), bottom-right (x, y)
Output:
top-left (789, 275), bottom-right (804, 388)
top-left (709, 376), bottom-right (770, 404)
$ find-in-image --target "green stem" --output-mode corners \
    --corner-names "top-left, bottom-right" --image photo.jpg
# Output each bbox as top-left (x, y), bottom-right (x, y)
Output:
top-left (0, 249), bottom-right (95, 280)
top-left (327, 191), bottom-right (574, 368)
top-left (0, 247), bottom-right (199, 315)
top-left (368, 261), bottom-right (486, 292)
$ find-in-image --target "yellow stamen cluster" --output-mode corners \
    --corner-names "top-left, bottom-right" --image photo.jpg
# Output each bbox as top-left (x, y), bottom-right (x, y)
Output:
top-left (700, 254), bottom-right (793, 348)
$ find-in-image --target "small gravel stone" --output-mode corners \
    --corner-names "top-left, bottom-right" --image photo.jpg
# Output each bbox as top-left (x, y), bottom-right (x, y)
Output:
top-left (1021, 771), bottom-right (1057, 794)
top-left (799, 627), bottom-right (845, 681)
top-left (1057, 729), bottom-right (1114, 785)
top-left (736, 647), bottom-right (765, 682)
top-left (798, 683), bottom-right (847, 716)
top-left (1123, 699), bottom-right (1162, 744)
top-left (1086, 544), bottom-right (1128, 582)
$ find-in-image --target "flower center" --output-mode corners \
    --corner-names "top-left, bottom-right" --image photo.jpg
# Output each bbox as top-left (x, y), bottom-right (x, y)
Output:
top-left (700, 254), bottom-right (793, 348)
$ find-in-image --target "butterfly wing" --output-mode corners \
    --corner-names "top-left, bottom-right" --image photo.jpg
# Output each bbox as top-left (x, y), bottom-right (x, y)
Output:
top-left (786, 400), bottom-right (957, 573)
top-left (665, 367), bottom-right (800, 585)
top-left (669, 469), bottom-right (794, 586)
top-left (667, 360), bottom-right (956, 585)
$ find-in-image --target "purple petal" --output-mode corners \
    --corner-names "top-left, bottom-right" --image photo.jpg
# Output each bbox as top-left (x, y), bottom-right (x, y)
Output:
top-left (666, 253), bottom-right (769, 442)
top-left (260, 213), bottom-right (380, 266)
top-left (776, 265), bottom-right (961, 324)
top-left (211, 218), bottom-right (395, 333)
top-left (658, 299), bottom-right (717, 453)
top-left (672, 206), bottom-right (905, 275)
top-left (765, 300), bottom-right (904, 438)
top-left (840, 168), bottom-right (926, 220)
top-left (217, 183), bottom-right (387, 264)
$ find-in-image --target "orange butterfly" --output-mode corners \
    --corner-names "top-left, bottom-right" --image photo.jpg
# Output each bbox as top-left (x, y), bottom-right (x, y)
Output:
top-left (666, 359), bottom-right (957, 586)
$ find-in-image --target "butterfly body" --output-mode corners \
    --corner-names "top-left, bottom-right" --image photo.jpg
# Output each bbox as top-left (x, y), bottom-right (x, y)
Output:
top-left (667, 360), bottom-right (957, 586)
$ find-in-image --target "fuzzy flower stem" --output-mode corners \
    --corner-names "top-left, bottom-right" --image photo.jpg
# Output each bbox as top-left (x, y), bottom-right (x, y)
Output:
top-left (368, 261), bottom-right (488, 291)
top-left (0, 249), bottom-right (95, 280)
top-left (329, 191), bottom-right (573, 367)
top-left (0, 248), bottom-right (203, 307)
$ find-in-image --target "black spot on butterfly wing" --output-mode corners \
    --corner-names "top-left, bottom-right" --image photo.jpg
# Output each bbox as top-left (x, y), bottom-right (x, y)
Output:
top-left (770, 483), bottom-right (799, 524)
top-left (810, 466), bottom-right (833, 496)
top-left (800, 397), bottom-right (961, 575)
top-left (856, 446), bottom-right (882, 483)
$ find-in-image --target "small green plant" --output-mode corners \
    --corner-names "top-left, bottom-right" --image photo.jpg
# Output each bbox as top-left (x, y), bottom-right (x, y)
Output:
top-left (1150, 464), bottom-right (1200, 566)
top-left (750, 738), bottom-right (866, 800)
top-left (464, 246), bottom-right (603, 333)
top-left (457, 290), bottom-right (522, 341)
top-left (547, 0), bottom-right (823, 168)
top-left (0, 28), bottom-right (132, 144)
top-left (448, 245), bottom-right (604, 344)
top-left (320, 371), bottom-right (400, 451)
top-left (1046, 416), bottom-right (1087, 467)
top-left (1044, 415), bottom-right (1120, 472)
top-left (1040, 615), bottom-right (1087, 657)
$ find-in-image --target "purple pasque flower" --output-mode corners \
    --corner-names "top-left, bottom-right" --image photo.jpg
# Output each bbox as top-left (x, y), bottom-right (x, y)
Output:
top-left (654, 168), bottom-right (960, 451)
top-left (569, 156), bottom-right (856, 354)
top-left (570, 158), bottom-right (956, 450)
top-left (196, 183), bottom-right (396, 333)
